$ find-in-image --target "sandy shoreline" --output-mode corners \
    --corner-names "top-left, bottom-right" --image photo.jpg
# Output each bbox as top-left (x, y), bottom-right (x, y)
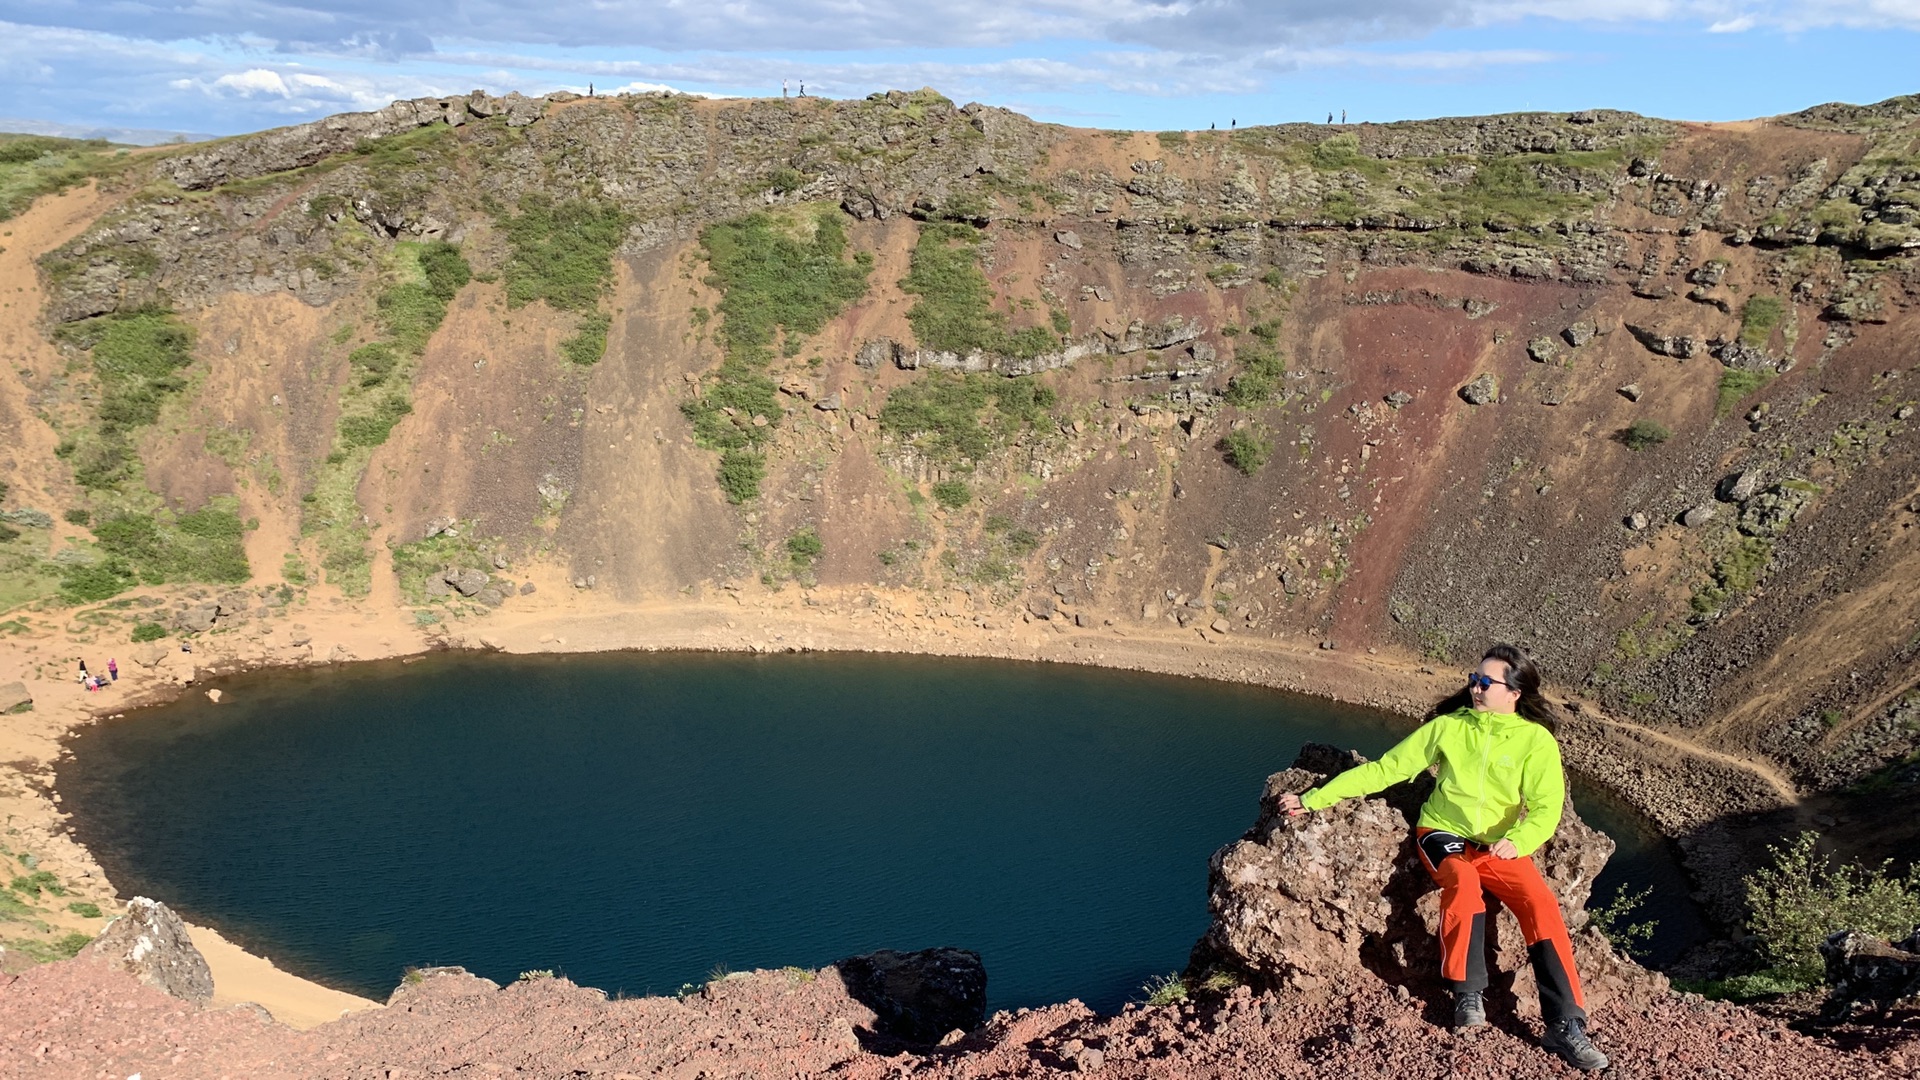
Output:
top-left (2, 578), bottom-right (1793, 1028)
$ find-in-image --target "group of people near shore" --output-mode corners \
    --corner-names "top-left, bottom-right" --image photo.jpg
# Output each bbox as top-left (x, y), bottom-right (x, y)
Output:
top-left (1279, 642), bottom-right (1611, 1071)
top-left (77, 656), bottom-right (117, 692)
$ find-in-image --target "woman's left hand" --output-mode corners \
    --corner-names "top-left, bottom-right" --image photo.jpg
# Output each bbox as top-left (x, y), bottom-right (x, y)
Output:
top-left (1488, 839), bottom-right (1518, 859)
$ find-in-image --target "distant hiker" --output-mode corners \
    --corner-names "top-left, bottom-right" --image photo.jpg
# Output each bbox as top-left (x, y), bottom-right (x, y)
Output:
top-left (783, 79), bottom-right (789, 99)
top-left (1327, 111), bottom-right (1334, 124)
top-left (588, 82), bottom-right (594, 96)
top-left (108, 658), bottom-right (118, 682)
top-left (1342, 109), bottom-right (1347, 124)
top-left (1279, 643), bottom-right (1610, 1071)
top-left (799, 80), bottom-right (806, 97)
top-left (1210, 122), bottom-right (1216, 130)
top-left (1230, 118), bottom-right (1236, 128)
top-left (78, 658), bottom-right (87, 678)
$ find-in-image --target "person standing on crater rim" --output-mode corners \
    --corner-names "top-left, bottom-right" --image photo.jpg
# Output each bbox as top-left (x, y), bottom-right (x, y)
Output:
top-left (1278, 642), bottom-right (1610, 1072)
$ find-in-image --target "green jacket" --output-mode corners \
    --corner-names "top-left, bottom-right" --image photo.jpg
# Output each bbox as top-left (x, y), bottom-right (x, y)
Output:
top-left (1299, 707), bottom-right (1566, 856)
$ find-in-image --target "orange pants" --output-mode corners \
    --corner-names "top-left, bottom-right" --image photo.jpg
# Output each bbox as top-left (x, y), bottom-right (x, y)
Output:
top-left (1415, 828), bottom-right (1586, 1021)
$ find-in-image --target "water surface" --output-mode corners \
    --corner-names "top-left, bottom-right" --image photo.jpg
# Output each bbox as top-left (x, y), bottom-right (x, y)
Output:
top-left (59, 651), bottom-right (1703, 1011)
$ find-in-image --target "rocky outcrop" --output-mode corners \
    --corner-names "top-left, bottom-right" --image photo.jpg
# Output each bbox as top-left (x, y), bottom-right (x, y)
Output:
top-left (1190, 745), bottom-right (1666, 1016)
top-left (1819, 929), bottom-right (1920, 1018)
top-left (86, 896), bottom-right (214, 1003)
top-left (835, 947), bottom-right (988, 1043)
top-left (0, 681), bottom-right (29, 712)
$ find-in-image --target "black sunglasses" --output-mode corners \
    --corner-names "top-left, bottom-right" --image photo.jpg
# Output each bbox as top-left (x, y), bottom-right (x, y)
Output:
top-left (1465, 673), bottom-right (1517, 692)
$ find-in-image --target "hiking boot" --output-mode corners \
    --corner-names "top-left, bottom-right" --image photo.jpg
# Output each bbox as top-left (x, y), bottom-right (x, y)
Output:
top-left (1542, 1017), bottom-right (1609, 1071)
top-left (1452, 990), bottom-right (1487, 1031)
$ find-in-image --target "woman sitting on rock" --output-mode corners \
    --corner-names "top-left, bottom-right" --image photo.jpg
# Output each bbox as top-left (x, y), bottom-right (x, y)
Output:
top-left (1278, 642), bottom-right (1609, 1072)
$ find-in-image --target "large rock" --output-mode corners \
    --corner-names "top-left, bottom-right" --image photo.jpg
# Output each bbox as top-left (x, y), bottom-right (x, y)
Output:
top-left (834, 947), bottom-right (987, 1043)
top-left (87, 897), bottom-right (214, 1003)
top-left (445, 567), bottom-right (491, 597)
top-left (1820, 929), bottom-right (1920, 1018)
top-left (1459, 373), bottom-right (1499, 405)
top-left (1189, 744), bottom-right (1665, 1015)
top-left (176, 603), bottom-right (219, 633)
top-left (0, 681), bottom-right (29, 712)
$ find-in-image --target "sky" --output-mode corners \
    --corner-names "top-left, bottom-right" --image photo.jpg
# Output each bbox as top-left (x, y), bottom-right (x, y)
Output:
top-left (1, 2), bottom-right (1917, 140)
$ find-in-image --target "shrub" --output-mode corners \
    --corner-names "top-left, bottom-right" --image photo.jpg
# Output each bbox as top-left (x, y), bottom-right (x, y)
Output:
top-left (1223, 343), bottom-right (1285, 407)
top-left (717, 450), bottom-right (765, 504)
top-left (349, 342), bottom-right (399, 387)
top-left (59, 559), bottom-right (138, 603)
top-left (561, 312), bottom-right (611, 366)
top-left (93, 507), bottom-right (249, 585)
top-left (53, 310), bottom-right (197, 490)
top-left (63, 508), bottom-right (90, 525)
top-left (1221, 427), bottom-right (1272, 475)
top-left (67, 900), bottom-right (102, 918)
top-left (1617, 419), bottom-right (1671, 451)
top-left (0, 523), bottom-right (17, 543)
top-left (1691, 536), bottom-right (1773, 614)
top-left (130, 622), bottom-right (166, 642)
top-left (931, 479), bottom-right (971, 509)
top-left (1744, 831), bottom-right (1920, 978)
top-left (879, 372), bottom-right (1056, 466)
top-left (1587, 885), bottom-right (1656, 960)
top-left (339, 394), bottom-right (414, 448)
top-left (786, 527), bottom-right (823, 569)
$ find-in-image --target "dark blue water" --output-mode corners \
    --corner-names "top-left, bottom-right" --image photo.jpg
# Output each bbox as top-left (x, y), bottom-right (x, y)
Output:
top-left (57, 651), bottom-right (1704, 1012)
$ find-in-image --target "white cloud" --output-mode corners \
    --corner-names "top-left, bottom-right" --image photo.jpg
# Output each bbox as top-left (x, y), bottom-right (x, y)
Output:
top-left (214, 68), bottom-right (293, 96)
top-left (1708, 16), bottom-right (1756, 31)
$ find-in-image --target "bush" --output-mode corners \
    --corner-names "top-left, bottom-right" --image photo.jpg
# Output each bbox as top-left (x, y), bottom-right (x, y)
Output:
top-left (717, 450), bottom-right (765, 504)
top-left (1587, 885), bottom-right (1656, 960)
top-left (786, 527), bottom-right (823, 569)
top-left (93, 507), bottom-right (249, 585)
top-left (0, 523), bottom-right (17, 543)
top-left (67, 900), bottom-right (102, 918)
top-left (1744, 831), bottom-right (1920, 978)
top-left (1221, 427), bottom-right (1272, 475)
top-left (130, 622), bottom-right (166, 642)
top-left (879, 372), bottom-right (1056, 466)
top-left (62, 508), bottom-right (90, 525)
top-left (931, 479), bottom-right (971, 509)
top-left (1617, 419), bottom-right (1671, 451)
top-left (1691, 536), bottom-right (1773, 614)
top-left (339, 394), bottom-right (414, 448)
top-left (349, 342), bottom-right (399, 387)
top-left (561, 312), bottom-right (611, 366)
top-left (1223, 343), bottom-right (1285, 407)
top-left (59, 559), bottom-right (137, 603)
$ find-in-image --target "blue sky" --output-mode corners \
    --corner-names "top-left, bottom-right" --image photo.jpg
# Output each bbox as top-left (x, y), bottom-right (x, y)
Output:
top-left (1, 2), bottom-right (1917, 138)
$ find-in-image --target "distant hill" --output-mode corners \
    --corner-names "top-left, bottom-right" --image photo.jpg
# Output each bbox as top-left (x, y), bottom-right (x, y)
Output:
top-left (0, 117), bottom-right (215, 146)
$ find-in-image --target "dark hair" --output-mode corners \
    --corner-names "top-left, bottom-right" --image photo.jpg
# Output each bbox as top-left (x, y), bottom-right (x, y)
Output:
top-left (1426, 642), bottom-right (1559, 729)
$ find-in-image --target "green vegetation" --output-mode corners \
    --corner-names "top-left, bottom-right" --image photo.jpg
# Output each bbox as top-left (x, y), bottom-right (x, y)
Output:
top-left (1716, 368), bottom-right (1774, 418)
top-left (785, 527), bottom-right (823, 573)
top-left (0, 134), bottom-right (127, 221)
top-left (1221, 427), bottom-right (1273, 476)
top-left (130, 622), bottom-right (166, 643)
top-left (683, 209), bottom-right (873, 501)
top-left (1223, 321), bottom-right (1286, 406)
top-left (66, 900), bottom-right (102, 919)
top-left (1137, 969), bottom-right (1242, 1006)
top-left (1617, 419), bottom-right (1672, 451)
top-left (390, 533), bottom-right (493, 604)
top-left (900, 222), bottom-right (1060, 359)
top-left (3, 932), bottom-right (93, 963)
top-left (561, 312), bottom-right (611, 365)
top-left (878, 372), bottom-right (1057, 467)
top-left (52, 309), bottom-right (197, 491)
top-left (9, 870), bottom-right (66, 898)
top-left (1587, 886), bottom-right (1656, 961)
top-left (62, 508), bottom-right (90, 526)
top-left (1691, 536), bottom-right (1773, 614)
top-left (1739, 295), bottom-right (1785, 347)
top-left (1744, 831), bottom-right (1920, 981)
top-left (495, 194), bottom-right (629, 311)
top-left (306, 242), bottom-right (470, 594)
top-left (91, 504), bottom-right (250, 587)
top-left (1676, 968), bottom-right (1822, 1003)
top-left (931, 479), bottom-right (972, 509)
top-left (57, 561), bottom-right (138, 603)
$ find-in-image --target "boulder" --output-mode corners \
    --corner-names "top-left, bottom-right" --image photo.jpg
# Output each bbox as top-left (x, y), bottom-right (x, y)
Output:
top-left (176, 603), bottom-right (219, 633)
top-left (1625, 512), bottom-right (1650, 531)
top-left (1054, 229), bottom-right (1084, 250)
top-left (1819, 929), bottom-right (1920, 1018)
top-left (1384, 390), bottom-right (1414, 409)
top-left (834, 947), bottom-right (987, 1043)
top-left (856, 338), bottom-right (898, 369)
top-left (816, 392), bottom-right (844, 411)
top-left (1459, 374), bottom-right (1498, 405)
top-left (87, 897), bottom-right (214, 1003)
top-left (1561, 322), bottom-right (1598, 348)
top-left (0, 681), bottom-right (29, 712)
top-left (1717, 470), bottom-right (1761, 503)
top-left (519, 581), bottom-right (537, 596)
top-left (445, 568), bottom-right (490, 597)
top-left (475, 588), bottom-right (506, 608)
top-left (1625, 324), bottom-right (1700, 359)
top-left (1617, 383), bottom-right (1643, 402)
top-left (131, 643), bottom-right (169, 668)
top-left (1189, 744), bottom-right (1665, 1015)
top-left (1027, 594), bottom-right (1056, 620)
top-left (425, 576), bottom-right (452, 598)
top-left (1526, 337), bottom-right (1560, 363)
top-left (1681, 505), bottom-right (1718, 528)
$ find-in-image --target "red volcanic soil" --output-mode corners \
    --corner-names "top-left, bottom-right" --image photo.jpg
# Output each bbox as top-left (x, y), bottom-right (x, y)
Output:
top-left (4, 954), bottom-right (1912, 1079)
